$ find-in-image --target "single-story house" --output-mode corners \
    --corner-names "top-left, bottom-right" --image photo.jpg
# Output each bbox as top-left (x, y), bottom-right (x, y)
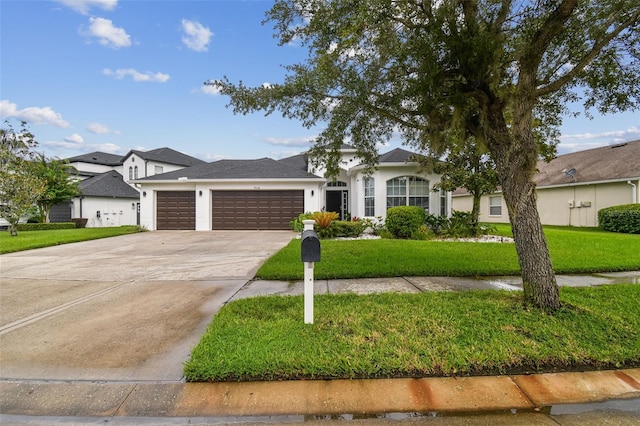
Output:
top-left (452, 140), bottom-right (640, 227)
top-left (135, 145), bottom-right (451, 231)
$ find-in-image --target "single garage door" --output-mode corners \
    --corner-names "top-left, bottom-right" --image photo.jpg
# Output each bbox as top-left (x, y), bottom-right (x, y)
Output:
top-left (156, 191), bottom-right (196, 230)
top-left (212, 190), bottom-right (304, 230)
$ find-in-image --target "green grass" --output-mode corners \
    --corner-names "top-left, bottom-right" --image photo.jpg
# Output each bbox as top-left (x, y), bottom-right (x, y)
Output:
top-left (256, 225), bottom-right (640, 279)
top-left (184, 284), bottom-right (640, 382)
top-left (0, 226), bottom-right (142, 254)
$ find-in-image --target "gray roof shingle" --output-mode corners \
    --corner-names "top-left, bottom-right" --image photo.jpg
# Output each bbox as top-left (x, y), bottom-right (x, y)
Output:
top-left (278, 153), bottom-right (309, 172)
top-left (66, 152), bottom-right (123, 166)
top-left (79, 171), bottom-right (140, 198)
top-left (126, 147), bottom-right (205, 167)
top-left (535, 140), bottom-right (640, 187)
top-left (138, 157), bottom-right (322, 181)
top-left (379, 148), bottom-right (421, 163)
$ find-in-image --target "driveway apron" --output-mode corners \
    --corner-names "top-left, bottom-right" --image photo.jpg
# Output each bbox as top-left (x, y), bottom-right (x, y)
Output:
top-left (0, 231), bottom-right (295, 382)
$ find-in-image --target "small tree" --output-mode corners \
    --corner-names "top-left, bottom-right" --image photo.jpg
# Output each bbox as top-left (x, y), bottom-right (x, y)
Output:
top-left (431, 138), bottom-right (499, 235)
top-left (32, 154), bottom-right (80, 223)
top-left (0, 121), bottom-right (45, 236)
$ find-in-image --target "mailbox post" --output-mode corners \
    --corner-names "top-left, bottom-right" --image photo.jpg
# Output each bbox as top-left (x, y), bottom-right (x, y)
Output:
top-left (301, 219), bottom-right (320, 324)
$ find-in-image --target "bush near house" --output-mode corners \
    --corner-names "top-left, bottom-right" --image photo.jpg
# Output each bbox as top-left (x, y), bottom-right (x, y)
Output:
top-left (598, 204), bottom-right (640, 234)
top-left (17, 222), bottom-right (76, 231)
top-left (385, 206), bottom-right (426, 238)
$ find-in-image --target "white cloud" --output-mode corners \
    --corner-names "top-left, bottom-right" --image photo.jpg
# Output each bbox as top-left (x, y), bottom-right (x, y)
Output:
top-left (200, 83), bottom-right (221, 96)
top-left (85, 17), bottom-right (131, 48)
top-left (0, 100), bottom-right (70, 128)
top-left (181, 19), bottom-right (213, 52)
top-left (56, 0), bottom-right (118, 15)
top-left (103, 68), bottom-right (170, 83)
top-left (87, 122), bottom-right (119, 134)
top-left (265, 136), bottom-right (316, 147)
top-left (560, 126), bottom-right (640, 141)
top-left (558, 126), bottom-right (640, 153)
top-left (64, 133), bottom-right (84, 144)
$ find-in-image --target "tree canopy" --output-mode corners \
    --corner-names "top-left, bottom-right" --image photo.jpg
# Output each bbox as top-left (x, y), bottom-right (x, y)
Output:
top-left (32, 154), bottom-right (80, 223)
top-left (211, 0), bottom-right (640, 309)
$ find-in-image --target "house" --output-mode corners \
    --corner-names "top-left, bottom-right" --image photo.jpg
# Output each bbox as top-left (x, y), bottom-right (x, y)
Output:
top-left (60, 148), bottom-right (204, 227)
top-left (135, 145), bottom-right (450, 231)
top-left (452, 140), bottom-right (640, 227)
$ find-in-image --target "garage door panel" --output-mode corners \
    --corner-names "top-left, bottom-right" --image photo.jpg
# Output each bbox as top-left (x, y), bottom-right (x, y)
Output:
top-left (212, 190), bottom-right (303, 230)
top-left (157, 191), bottom-right (195, 230)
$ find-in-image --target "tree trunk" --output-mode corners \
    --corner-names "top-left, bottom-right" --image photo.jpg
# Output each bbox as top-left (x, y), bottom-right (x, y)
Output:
top-left (471, 191), bottom-right (481, 236)
top-left (487, 101), bottom-right (560, 310)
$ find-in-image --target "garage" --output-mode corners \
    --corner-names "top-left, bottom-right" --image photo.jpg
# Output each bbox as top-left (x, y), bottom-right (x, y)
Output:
top-left (156, 191), bottom-right (196, 230)
top-left (212, 190), bottom-right (304, 230)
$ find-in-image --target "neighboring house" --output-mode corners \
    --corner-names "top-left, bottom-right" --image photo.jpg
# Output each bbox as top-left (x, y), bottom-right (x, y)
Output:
top-left (452, 140), bottom-right (640, 227)
top-left (135, 145), bottom-right (450, 231)
top-left (75, 171), bottom-right (141, 228)
top-left (61, 148), bottom-right (203, 227)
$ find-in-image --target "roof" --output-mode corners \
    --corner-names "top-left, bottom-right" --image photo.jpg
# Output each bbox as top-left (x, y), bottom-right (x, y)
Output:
top-left (535, 140), bottom-right (640, 187)
top-left (125, 147), bottom-right (205, 167)
top-left (278, 153), bottom-right (309, 172)
top-left (66, 152), bottom-right (123, 166)
top-left (79, 171), bottom-right (140, 198)
top-left (379, 148), bottom-right (421, 163)
top-left (137, 157), bottom-right (323, 181)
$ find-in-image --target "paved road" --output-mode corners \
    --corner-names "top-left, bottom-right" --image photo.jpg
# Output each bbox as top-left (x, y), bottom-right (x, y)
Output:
top-left (0, 231), bottom-right (296, 382)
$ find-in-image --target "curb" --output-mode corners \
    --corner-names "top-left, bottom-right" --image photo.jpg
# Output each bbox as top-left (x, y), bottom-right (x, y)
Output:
top-left (1, 369), bottom-right (639, 419)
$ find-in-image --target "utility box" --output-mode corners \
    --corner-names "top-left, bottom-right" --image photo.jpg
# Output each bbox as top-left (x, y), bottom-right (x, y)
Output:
top-left (301, 230), bottom-right (321, 262)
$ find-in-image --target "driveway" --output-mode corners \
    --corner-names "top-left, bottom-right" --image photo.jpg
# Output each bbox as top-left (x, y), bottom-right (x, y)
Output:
top-left (0, 231), bottom-right (295, 382)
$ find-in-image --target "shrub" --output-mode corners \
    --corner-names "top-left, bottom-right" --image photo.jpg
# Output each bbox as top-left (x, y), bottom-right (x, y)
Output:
top-left (425, 213), bottom-right (450, 236)
top-left (311, 211), bottom-right (339, 229)
top-left (290, 212), bottom-right (314, 232)
top-left (385, 206), bottom-right (426, 239)
top-left (411, 224), bottom-right (435, 240)
top-left (598, 204), bottom-right (640, 234)
top-left (331, 220), bottom-right (366, 238)
top-left (17, 222), bottom-right (76, 231)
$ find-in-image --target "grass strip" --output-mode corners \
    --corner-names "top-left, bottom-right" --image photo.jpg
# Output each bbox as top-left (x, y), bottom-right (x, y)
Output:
top-left (184, 284), bottom-right (640, 382)
top-left (0, 226), bottom-right (142, 254)
top-left (256, 226), bottom-right (640, 280)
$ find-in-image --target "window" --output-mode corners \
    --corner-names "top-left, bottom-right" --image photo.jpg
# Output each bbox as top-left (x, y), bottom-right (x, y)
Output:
top-left (440, 189), bottom-right (447, 216)
top-left (327, 181), bottom-right (347, 187)
top-left (489, 196), bottom-right (502, 216)
top-left (364, 177), bottom-right (375, 216)
top-left (386, 176), bottom-right (430, 211)
top-left (155, 165), bottom-right (163, 175)
top-left (134, 165), bottom-right (139, 179)
top-left (128, 166), bottom-right (133, 181)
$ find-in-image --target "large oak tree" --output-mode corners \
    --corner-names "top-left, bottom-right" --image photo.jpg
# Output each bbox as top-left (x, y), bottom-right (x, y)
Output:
top-left (212, 0), bottom-right (640, 310)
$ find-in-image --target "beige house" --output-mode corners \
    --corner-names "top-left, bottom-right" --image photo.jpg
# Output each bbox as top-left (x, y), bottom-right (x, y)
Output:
top-left (452, 140), bottom-right (640, 227)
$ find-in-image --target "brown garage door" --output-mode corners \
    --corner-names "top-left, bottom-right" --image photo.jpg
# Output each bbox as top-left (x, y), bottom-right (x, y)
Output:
top-left (212, 190), bottom-right (304, 230)
top-left (156, 191), bottom-right (196, 230)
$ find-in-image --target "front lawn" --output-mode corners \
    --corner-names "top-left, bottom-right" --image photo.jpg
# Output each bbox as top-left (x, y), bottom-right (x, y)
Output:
top-left (0, 226), bottom-right (142, 254)
top-left (256, 225), bottom-right (640, 279)
top-left (185, 284), bottom-right (640, 381)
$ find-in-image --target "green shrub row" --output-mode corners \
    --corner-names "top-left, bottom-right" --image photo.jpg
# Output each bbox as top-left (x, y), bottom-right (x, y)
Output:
top-left (598, 204), bottom-right (640, 234)
top-left (17, 222), bottom-right (76, 231)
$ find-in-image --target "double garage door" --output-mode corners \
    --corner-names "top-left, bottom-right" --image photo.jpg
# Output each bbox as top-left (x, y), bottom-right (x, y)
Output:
top-left (156, 190), bottom-right (303, 230)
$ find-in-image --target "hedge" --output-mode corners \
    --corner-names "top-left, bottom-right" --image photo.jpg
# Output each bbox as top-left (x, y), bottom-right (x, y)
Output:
top-left (17, 222), bottom-right (76, 231)
top-left (598, 204), bottom-right (640, 234)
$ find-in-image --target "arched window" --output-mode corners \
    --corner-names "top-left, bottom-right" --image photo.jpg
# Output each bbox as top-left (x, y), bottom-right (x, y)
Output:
top-left (128, 166), bottom-right (133, 181)
top-left (386, 176), bottom-right (430, 211)
top-left (326, 181), bottom-right (347, 187)
top-left (134, 165), bottom-right (139, 179)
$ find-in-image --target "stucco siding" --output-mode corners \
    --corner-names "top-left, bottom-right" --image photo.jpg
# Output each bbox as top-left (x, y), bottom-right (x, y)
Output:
top-left (72, 197), bottom-right (138, 228)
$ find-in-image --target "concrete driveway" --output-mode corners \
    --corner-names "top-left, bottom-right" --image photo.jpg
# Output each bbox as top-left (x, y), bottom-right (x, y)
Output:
top-left (0, 231), bottom-right (295, 382)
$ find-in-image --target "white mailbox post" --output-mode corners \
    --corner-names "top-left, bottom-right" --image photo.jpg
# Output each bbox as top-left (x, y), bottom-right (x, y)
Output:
top-left (300, 219), bottom-right (320, 324)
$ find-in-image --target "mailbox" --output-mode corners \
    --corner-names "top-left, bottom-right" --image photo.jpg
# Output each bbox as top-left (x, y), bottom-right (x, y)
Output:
top-left (301, 230), bottom-right (321, 262)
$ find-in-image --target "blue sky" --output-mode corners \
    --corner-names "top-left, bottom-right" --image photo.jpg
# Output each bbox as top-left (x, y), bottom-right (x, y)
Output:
top-left (1, 0), bottom-right (638, 162)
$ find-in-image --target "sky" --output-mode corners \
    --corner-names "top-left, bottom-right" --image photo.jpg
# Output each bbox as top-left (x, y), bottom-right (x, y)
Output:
top-left (1, 0), bottom-right (639, 163)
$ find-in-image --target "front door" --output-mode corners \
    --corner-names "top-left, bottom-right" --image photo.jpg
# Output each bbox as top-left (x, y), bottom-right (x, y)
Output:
top-left (326, 190), bottom-right (348, 220)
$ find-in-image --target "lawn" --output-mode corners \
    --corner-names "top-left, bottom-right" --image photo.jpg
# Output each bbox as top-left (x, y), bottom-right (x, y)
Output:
top-left (0, 226), bottom-right (142, 254)
top-left (185, 284), bottom-right (640, 381)
top-left (256, 225), bottom-right (640, 279)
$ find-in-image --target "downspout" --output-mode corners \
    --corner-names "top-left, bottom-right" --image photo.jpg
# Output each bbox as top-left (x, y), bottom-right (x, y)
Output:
top-left (79, 196), bottom-right (84, 218)
top-left (629, 181), bottom-right (638, 204)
